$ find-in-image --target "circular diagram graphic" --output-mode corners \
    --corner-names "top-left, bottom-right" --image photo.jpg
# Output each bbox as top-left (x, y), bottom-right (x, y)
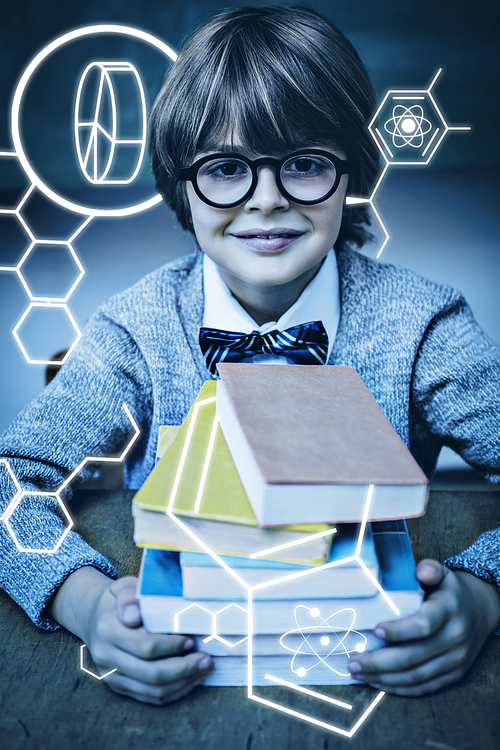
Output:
top-left (75, 62), bottom-right (147, 184)
top-left (11, 25), bottom-right (177, 216)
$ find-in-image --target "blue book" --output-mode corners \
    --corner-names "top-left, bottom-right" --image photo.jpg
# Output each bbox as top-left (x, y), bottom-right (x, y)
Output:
top-left (179, 523), bottom-right (379, 599)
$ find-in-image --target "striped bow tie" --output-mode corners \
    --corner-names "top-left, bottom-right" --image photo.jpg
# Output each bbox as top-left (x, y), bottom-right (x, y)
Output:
top-left (199, 321), bottom-right (329, 376)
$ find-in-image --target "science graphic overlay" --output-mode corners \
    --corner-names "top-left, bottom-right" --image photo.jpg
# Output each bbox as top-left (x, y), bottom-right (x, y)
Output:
top-left (0, 404), bottom-right (139, 554)
top-left (74, 61), bottom-right (147, 185)
top-left (279, 606), bottom-right (368, 680)
top-left (165, 394), bottom-right (402, 736)
top-left (368, 69), bottom-right (470, 166)
top-left (345, 69), bottom-right (470, 258)
top-left (0, 403), bottom-right (139, 682)
top-left (1, 25), bottom-right (177, 365)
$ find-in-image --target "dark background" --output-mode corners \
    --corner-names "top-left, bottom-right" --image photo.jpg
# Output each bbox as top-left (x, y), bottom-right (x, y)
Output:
top-left (0, 0), bottom-right (499, 476)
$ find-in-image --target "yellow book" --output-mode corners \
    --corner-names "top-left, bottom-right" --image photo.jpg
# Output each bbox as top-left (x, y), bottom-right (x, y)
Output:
top-left (132, 381), bottom-right (334, 564)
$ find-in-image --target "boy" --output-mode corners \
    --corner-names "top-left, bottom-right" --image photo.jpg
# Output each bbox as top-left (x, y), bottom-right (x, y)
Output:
top-left (1, 7), bottom-right (499, 703)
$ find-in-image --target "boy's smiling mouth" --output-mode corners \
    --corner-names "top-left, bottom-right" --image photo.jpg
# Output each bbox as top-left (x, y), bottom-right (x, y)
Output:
top-left (231, 227), bottom-right (305, 252)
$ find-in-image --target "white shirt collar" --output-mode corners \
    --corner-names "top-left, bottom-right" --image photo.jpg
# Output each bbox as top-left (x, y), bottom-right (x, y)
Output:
top-left (202, 250), bottom-right (340, 362)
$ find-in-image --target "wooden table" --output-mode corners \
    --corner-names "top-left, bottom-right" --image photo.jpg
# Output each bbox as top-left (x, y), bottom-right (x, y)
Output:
top-left (1, 488), bottom-right (499, 750)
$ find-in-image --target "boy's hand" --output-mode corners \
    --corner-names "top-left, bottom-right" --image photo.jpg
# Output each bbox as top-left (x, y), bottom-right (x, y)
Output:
top-left (85, 576), bottom-right (213, 704)
top-left (49, 568), bottom-right (213, 705)
top-left (348, 559), bottom-right (500, 696)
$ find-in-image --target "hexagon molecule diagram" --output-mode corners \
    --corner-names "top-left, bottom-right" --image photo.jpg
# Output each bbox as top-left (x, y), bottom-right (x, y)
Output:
top-left (13, 302), bottom-right (81, 365)
top-left (369, 69), bottom-right (470, 165)
top-left (3, 489), bottom-right (73, 554)
top-left (17, 241), bottom-right (84, 302)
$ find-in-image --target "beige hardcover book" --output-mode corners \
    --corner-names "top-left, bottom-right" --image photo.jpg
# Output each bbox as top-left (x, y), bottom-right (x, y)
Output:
top-left (216, 363), bottom-right (428, 526)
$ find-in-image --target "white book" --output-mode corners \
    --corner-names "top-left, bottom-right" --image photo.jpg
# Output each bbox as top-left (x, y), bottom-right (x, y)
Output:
top-left (202, 654), bottom-right (379, 687)
top-left (138, 523), bottom-right (422, 635)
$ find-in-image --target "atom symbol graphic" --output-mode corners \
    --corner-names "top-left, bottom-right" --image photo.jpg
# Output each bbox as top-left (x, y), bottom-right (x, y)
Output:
top-left (280, 605), bottom-right (368, 679)
top-left (384, 104), bottom-right (433, 148)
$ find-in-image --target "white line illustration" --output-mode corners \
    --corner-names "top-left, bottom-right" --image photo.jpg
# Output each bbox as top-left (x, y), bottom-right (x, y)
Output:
top-left (75, 62), bottom-right (147, 184)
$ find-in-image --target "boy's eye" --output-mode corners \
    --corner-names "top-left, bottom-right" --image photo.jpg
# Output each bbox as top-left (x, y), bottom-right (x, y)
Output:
top-left (283, 156), bottom-right (330, 178)
top-left (200, 159), bottom-right (248, 179)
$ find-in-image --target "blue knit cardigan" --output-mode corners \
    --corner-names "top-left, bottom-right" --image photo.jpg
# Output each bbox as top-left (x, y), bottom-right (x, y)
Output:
top-left (0, 247), bottom-right (499, 630)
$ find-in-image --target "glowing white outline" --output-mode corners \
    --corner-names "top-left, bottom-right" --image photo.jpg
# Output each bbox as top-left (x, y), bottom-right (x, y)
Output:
top-left (0, 459), bottom-right (22, 521)
top-left (3, 489), bottom-right (73, 554)
top-left (1, 165), bottom-right (93, 363)
top-left (166, 400), bottom-right (399, 608)
top-left (193, 412), bottom-right (220, 513)
top-left (80, 644), bottom-right (117, 680)
top-left (16, 239), bottom-right (85, 302)
top-left (174, 602), bottom-right (248, 648)
top-left (249, 684), bottom-right (385, 738)
top-left (58, 403), bottom-right (140, 493)
top-left (74, 61), bottom-right (147, 184)
top-left (278, 605), bottom-right (368, 678)
top-left (263, 675), bottom-right (353, 710)
top-left (11, 25), bottom-right (177, 217)
top-left (383, 105), bottom-right (433, 149)
top-left (12, 301), bottom-right (82, 365)
top-left (249, 527), bottom-right (337, 560)
top-left (1, 403), bottom-right (139, 553)
top-left (368, 69), bottom-right (471, 167)
top-left (346, 163), bottom-right (390, 258)
top-left (247, 588), bottom-right (386, 737)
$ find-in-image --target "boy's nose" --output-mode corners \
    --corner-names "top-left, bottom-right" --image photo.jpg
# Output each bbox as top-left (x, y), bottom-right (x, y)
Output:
top-left (244, 166), bottom-right (289, 213)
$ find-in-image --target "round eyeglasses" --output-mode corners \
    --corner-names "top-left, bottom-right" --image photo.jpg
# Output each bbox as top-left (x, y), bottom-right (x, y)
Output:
top-left (175, 149), bottom-right (349, 208)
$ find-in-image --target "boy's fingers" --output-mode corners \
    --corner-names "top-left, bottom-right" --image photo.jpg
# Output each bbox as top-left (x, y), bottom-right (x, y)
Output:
top-left (373, 593), bottom-right (450, 645)
top-left (108, 647), bottom-right (213, 687)
top-left (111, 577), bottom-right (142, 628)
top-left (105, 669), bottom-right (205, 705)
top-left (349, 633), bottom-right (453, 677)
top-left (109, 627), bottom-right (192, 660)
top-left (368, 668), bottom-right (464, 697)
top-left (416, 559), bottom-right (449, 589)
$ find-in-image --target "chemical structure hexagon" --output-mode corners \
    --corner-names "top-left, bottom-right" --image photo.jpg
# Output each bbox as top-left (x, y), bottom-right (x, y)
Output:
top-left (164, 392), bottom-right (402, 736)
top-left (1, 171), bottom-right (92, 363)
top-left (3, 489), bottom-right (73, 554)
top-left (368, 69), bottom-right (470, 166)
top-left (0, 459), bottom-right (22, 520)
top-left (0, 403), bottom-right (139, 558)
top-left (13, 301), bottom-right (82, 365)
top-left (79, 644), bottom-right (117, 680)
top-left (174, 602), bottom-right (248, 649)
top-left (16, 239), bottom-right (85, 302)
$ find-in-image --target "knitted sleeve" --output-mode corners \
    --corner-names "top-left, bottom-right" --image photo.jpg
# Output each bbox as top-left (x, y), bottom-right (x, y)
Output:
top-left (0, 307), bottom-right (154, 630)
top-left (410, 294), bottom-right (500, 601)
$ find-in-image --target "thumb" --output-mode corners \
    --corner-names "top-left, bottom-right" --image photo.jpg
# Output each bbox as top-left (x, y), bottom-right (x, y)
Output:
top-left (112, 576), bottom-right (143, 628)
top-left (416, 558), bottom-right (448, 592)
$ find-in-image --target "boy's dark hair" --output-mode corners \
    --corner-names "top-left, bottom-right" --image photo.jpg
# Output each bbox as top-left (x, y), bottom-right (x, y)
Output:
top-left (149, 5), bottom-right (379, 250)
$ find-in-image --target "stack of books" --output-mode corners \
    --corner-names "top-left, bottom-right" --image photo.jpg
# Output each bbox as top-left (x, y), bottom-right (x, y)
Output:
top-left (133, 364), bottom-right (428, 686)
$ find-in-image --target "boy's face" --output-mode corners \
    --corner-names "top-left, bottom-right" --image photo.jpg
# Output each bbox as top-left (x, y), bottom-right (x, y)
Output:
top-left (186, 137), bottom-right (348, 319)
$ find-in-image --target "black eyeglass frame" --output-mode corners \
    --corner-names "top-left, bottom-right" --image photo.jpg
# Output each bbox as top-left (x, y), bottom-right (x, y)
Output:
top-left (175, 149), bottom-right (350, 208)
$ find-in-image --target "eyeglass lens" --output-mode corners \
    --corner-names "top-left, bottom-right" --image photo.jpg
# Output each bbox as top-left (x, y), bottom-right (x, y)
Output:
top-left (196, 154), bottom-right (338, 205)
